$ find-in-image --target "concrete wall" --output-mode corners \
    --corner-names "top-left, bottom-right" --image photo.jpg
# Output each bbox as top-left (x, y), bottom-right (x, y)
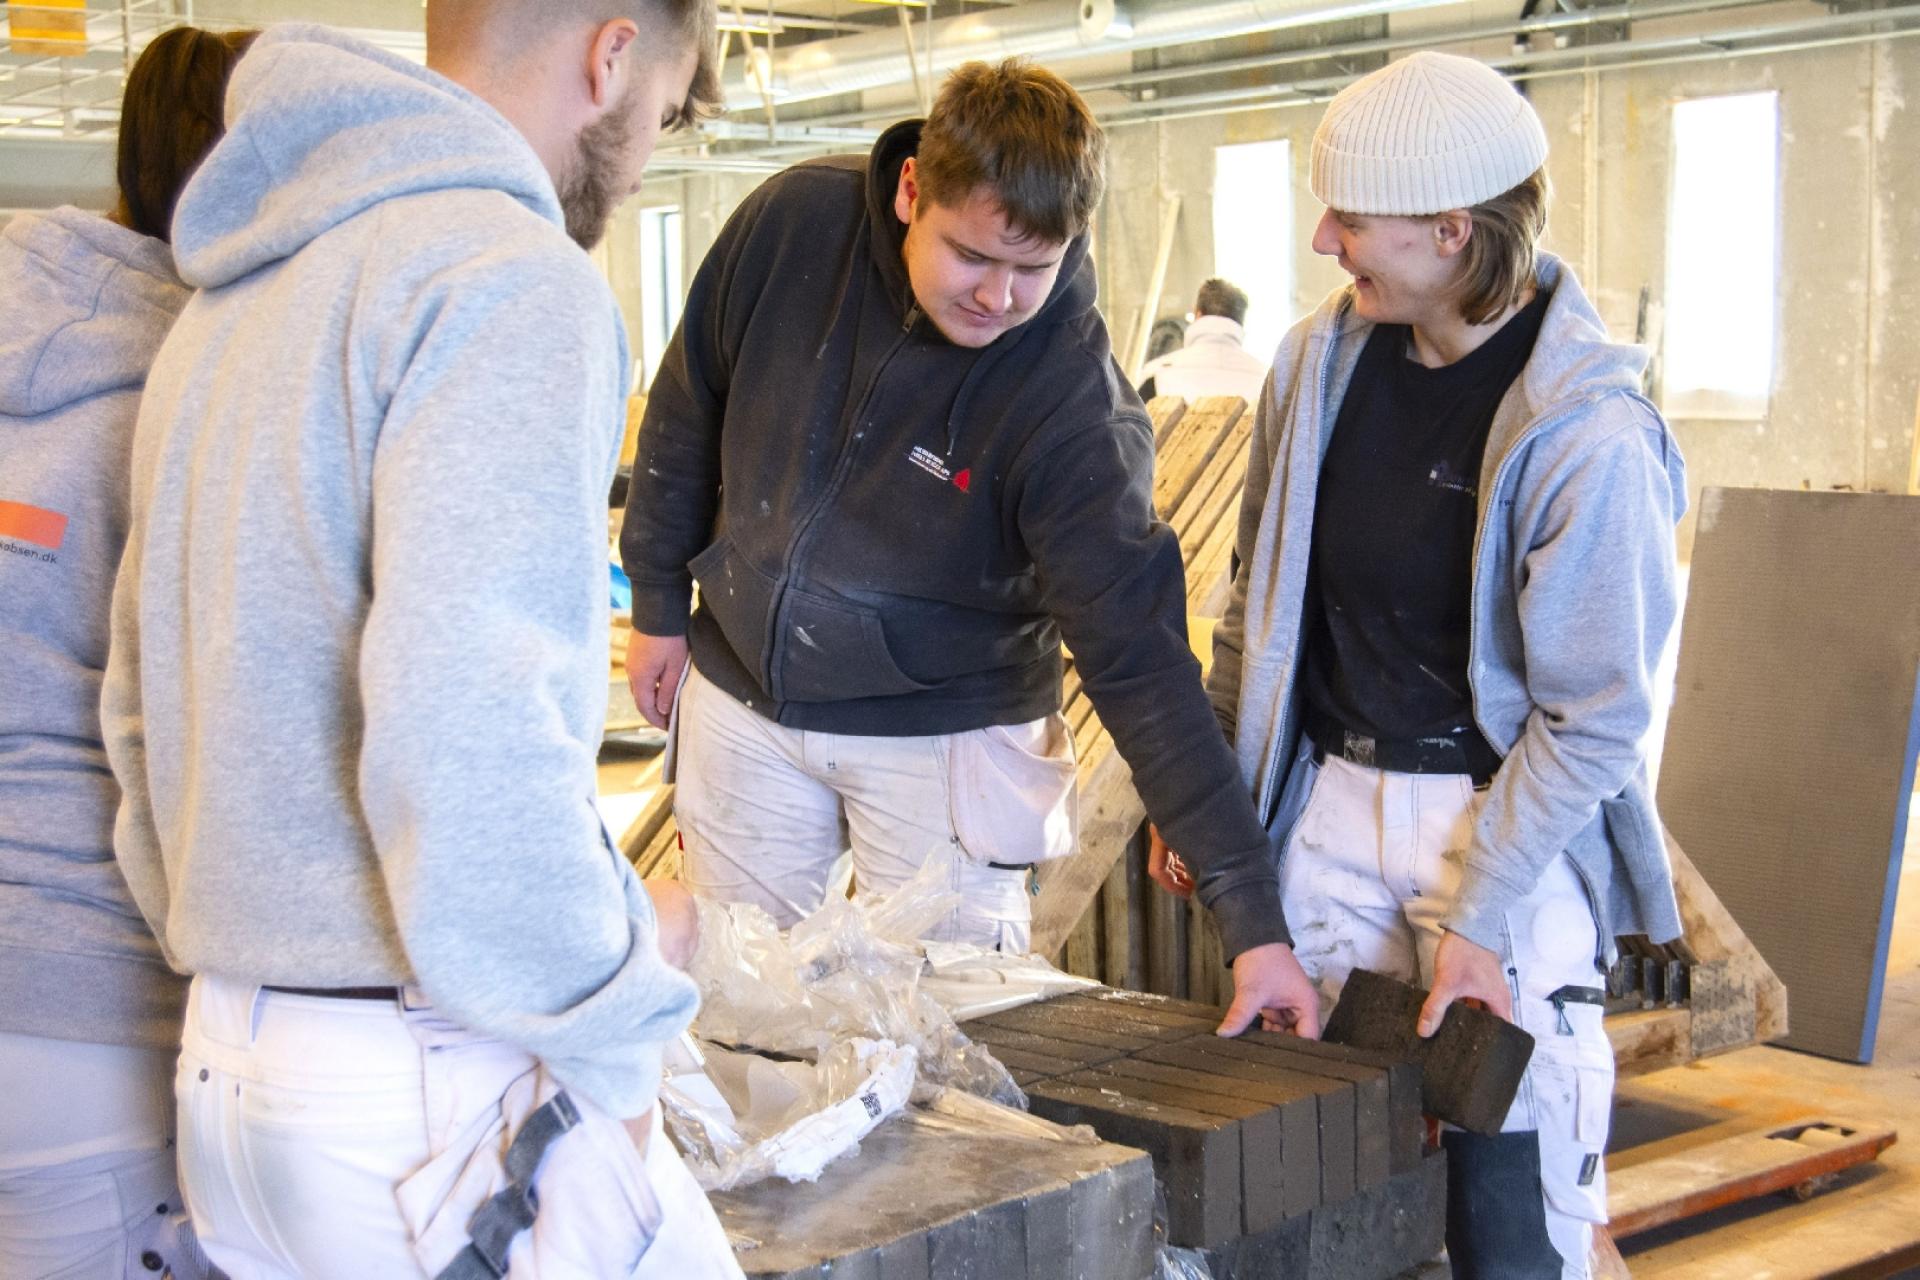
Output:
top-left (622, 35), bottom-right (1920, 557)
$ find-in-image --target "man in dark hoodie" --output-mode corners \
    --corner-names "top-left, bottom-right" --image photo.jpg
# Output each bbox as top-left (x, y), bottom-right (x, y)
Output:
top-left (621, 59), bottom-right (1319, 1036)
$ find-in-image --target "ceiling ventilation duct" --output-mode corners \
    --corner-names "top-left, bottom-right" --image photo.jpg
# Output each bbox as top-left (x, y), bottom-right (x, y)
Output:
top-left (720, 0), bottom-right (1457, 111)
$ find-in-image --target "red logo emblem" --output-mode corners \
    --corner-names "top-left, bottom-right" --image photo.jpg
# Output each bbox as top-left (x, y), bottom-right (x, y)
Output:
top-left (952, 468), bottom-right (972, 493)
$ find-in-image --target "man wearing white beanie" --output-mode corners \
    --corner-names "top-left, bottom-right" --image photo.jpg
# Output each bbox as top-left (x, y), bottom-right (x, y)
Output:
top-left (1154, 51), bottom-right (1688, 1278)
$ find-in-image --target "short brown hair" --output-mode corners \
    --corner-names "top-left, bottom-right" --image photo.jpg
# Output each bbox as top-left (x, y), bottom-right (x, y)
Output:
top-left (1451, 166), bottom-right (1550, 325)
top-left (1195, 277), bottom-right (1249, 325)
top-left (915, 59), bottom-right (1106, 244)
top-left (115, 26), bottom-right (256, 242)
top-left (645, 0), bottom-right (721, 126)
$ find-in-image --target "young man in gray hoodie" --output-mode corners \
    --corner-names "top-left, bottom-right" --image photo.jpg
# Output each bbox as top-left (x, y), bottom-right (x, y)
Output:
top-left (102, 5), bottom-right (742, 1274)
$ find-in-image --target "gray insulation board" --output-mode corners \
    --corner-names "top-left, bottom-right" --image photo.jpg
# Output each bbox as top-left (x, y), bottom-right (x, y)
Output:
top-left (1657, 487), bottom-right (1920, 1061)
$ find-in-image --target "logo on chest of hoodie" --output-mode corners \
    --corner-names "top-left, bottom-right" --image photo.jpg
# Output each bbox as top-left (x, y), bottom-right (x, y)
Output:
top-left (0, 501), bottom-right (66, 564)
top-left (907, 445), bottom-right (971, 493)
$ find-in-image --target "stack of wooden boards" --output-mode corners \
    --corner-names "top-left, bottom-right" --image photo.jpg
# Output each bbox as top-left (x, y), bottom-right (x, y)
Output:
top-left (963, 987), bottom-right (1445, 1279)
top-left (611, 394), bottom-right (1252, 894)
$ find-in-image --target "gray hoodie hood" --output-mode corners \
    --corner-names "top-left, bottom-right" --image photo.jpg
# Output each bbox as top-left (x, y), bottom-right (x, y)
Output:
top-left (171, 22), bottom-right (562, 290)
top-left (0, 208), bottom-right (186, 416)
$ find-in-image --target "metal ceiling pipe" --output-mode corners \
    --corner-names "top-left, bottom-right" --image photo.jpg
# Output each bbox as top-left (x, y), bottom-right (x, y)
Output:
top-left (719, 0), bottom-right (1462, 111)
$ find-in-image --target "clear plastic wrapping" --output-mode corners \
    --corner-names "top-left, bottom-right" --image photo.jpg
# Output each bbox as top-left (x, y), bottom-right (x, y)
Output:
top-left (684, 859), bottom-right (1022, 1106)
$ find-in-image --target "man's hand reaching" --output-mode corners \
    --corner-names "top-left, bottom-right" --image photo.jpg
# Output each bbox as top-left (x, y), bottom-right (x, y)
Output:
top-left (1217, 942), bottom-right (1322, 1039)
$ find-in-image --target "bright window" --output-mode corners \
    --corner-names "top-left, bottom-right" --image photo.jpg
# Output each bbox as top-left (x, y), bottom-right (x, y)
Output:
top-left (1663, 92), bottom-right (1778, 418)
top-left (1211, 139), bottom-right (1293, 364)
top-left (637, 205), bottom-right (684, 394)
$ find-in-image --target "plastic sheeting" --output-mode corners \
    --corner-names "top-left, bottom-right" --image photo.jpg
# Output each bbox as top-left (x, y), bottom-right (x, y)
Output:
top-left (663, 860), bottom-right (1100, 1191)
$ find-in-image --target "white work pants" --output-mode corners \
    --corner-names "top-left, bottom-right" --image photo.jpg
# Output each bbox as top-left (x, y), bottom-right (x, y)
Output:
top-left (0, 1030), bottom-right (208, 1280)
top-left (173, 976), bottom-right (741, 1279)
top-left (675, 665), bottom-right (1068, 952)
top-left (1280, 755), bottom-right (1614, 1279)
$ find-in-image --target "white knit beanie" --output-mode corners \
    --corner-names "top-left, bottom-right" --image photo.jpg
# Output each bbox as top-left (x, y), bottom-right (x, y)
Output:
top-left (1310, 52), bottom-right (1548, 216)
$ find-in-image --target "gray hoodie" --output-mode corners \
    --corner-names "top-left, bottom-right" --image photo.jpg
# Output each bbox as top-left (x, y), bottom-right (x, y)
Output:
top-left (0, 207), bottom-right (190, 1050)
top-left (101, 25), bottom-right (696, 1117)
top-left (1209, 255), bottom-right (1687, 953)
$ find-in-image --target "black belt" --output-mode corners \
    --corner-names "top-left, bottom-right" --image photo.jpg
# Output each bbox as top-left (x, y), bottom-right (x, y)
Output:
top-left (1302, 704), bottom-right (1501, 786)
top-left (262, 985), bottom-right (400, 1001)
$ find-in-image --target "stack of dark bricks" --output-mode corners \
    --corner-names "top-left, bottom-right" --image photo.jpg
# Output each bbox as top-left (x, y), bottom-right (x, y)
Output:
top-left (713, 1103), bottom-right (1157, 1279)
top-left (965, 987), bottom-right (1446, 1279)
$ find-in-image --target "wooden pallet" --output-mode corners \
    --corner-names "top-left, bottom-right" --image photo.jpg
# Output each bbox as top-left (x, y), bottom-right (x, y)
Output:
top-left (1609, 1118), bottom-right (1897, 1239)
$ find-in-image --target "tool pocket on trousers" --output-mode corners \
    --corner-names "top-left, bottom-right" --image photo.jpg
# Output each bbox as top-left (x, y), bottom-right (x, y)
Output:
top-left (1528, 1058), bottom-right (1612, 1226)
top-left (398, 1066), bottom-right (662, 1278)
top-left (948, 714), bottom-right (1078, 865)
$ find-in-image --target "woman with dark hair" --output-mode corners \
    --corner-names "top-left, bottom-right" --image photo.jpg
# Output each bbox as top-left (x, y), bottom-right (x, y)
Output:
top-left (1154, 52), bottom-right (1687, 1278)
top-left (0, 25), bottom-right (251, 1278)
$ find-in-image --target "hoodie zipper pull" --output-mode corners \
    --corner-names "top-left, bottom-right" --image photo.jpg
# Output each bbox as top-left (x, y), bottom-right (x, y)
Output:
top-left (901, 304), bottom-right (920, 334)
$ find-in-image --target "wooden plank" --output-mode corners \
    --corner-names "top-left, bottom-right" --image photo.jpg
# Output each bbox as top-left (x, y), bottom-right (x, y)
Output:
top-left (1610, 1119), bottom-right (1899, 1239)
top-left (1664, 828), bottom-right (1788, 1048)
top-left (1148, 873), bottom-right (1190, 999)
top-left (1152, 398), bottom-right (1243, 521)
top-left (1100, 836), bottom-right (1138, 989)
top-left (1607, 1007), bottom-right (1694, 1078)
top-left (1186, 897), bottom-right (1229, 1007)
top-left (1032, 739), bottom-right (1144, 956)
top-left (1064, 897), bottom-right (1103, 980)
top-left (1147, 395), bottom-right (1189, 450)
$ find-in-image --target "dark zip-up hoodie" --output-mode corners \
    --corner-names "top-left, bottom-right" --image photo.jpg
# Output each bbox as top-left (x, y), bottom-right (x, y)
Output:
top-left (622, 121), bottom-right (1288, 957)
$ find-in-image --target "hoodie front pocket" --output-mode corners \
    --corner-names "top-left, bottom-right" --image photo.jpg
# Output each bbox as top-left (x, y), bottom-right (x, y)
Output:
top-left (773, 587), bottom-right (934, 703)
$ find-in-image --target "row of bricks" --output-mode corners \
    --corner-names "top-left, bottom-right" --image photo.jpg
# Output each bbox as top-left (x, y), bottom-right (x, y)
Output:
top-left (723, 1109), bottom-right (1157, 1280)
top-left (963, 988), bottom-right (1424, 1249)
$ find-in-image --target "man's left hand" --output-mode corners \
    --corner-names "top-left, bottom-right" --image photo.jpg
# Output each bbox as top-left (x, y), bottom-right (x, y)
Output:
top-left (1418, 930), bottom-right (1512, 1037)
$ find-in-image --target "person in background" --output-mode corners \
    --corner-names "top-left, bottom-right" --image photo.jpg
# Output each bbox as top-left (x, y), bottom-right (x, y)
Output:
top-left (1138, 276), bottom-right (1271, 406)
top-left (100, 3), bottom-right (742, 1274)
top-left (1154, 52), bottom-right (1686, 1279)
top-left (621, 59), bottom-right (1319, 1038)
top-left (0, 27), bottom-right (250, 1280)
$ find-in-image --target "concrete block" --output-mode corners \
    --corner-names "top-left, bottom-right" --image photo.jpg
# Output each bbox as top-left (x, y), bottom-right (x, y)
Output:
top-left (1171, 1035), bottom-right (1360, 1206)
top-left (1321, 968), bottom-right (1535, 1135)
top-left (1230, 1031), bottom-right (1425, 1176)
top-left (1234, 1029), bottom-right (1392, 1189)
top-left (1053, 989), bottom-right (1224, 1034)
top-left (1132, 1041), bottom-right (1329, 1220)
top-left (714, 1110), bottom-right (1153, 1279)
top-left (963, 1022), bottom-right (1126, 1069)
top-left (1027, 1077), bottom-right (1241, 1248)
top-left (1202, 1152), bottom-right (1446, 1280)
top-left (1080, 1061), bottom-right (1287, 1237)
top-left (968, 1003), bottom-right (1164, 1056)
top-left (1067, 1154), bottom-right (1156, 1280)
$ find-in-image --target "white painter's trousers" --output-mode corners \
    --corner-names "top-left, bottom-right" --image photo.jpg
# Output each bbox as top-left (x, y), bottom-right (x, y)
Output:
top-left (1280, 755), bottom-right (1615, 1279)
top-left (674, 664), bottom-right (1076, 952)
top-left (173, 976), bottom-right (742, 1279)
top-left (0, 1030), bottom-right (209, 1280)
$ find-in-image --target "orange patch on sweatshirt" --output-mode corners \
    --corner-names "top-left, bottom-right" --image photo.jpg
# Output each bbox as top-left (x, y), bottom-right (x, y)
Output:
top-left (0, 501), bottom-right (68, 550)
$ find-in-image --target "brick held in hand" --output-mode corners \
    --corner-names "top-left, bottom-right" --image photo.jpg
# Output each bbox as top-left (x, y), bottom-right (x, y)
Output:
top-left (1321, 968), bottom-right (1536, 1136)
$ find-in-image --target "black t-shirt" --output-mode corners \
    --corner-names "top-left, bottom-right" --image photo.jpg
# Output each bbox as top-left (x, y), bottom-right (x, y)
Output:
top-left (1300, 289), bottom-right (1550, 755)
